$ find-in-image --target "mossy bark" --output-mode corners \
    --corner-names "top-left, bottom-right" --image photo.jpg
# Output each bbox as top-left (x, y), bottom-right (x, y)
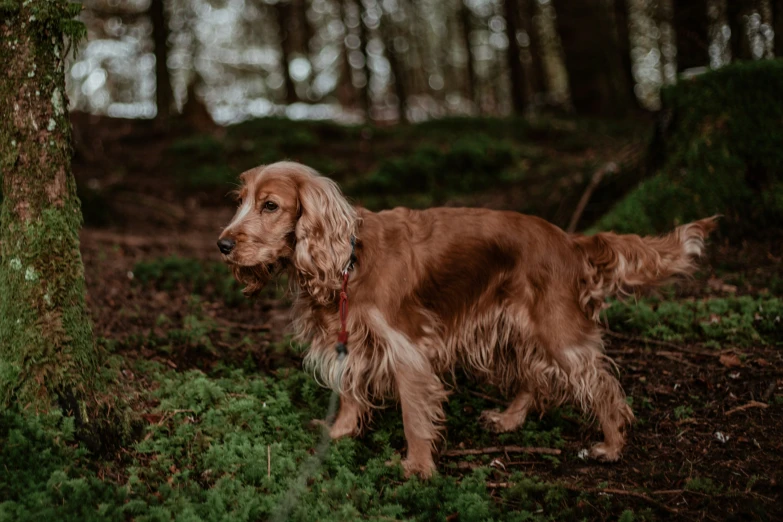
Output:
top-left (0, 0), bottom-right (97, 411)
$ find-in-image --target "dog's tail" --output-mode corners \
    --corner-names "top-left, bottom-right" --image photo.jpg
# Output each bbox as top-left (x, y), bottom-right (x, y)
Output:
top-left (574, 216), bottom-right (718, 320)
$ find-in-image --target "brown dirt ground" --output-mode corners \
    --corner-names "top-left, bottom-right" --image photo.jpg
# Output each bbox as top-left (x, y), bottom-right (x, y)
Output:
top-left (73, 115), bottom-right (783, 521)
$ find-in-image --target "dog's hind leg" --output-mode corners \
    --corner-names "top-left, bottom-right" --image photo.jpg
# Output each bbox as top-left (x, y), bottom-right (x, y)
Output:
top-left (556, 345), bottom-right (634, 461)
top-left (586, 367), bottom-right (634, 461)
top-left (480, 388), bottom-right (533, 433)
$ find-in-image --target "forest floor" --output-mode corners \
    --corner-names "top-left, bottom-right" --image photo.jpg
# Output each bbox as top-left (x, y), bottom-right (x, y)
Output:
top-left (2, 114), bottom-right (782, 522)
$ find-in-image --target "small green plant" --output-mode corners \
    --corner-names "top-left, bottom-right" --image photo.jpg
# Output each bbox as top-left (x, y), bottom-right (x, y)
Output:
top-left (673, 405), bottom-right (693, 420)
top-left (685, 477), bottom-right (722, 495)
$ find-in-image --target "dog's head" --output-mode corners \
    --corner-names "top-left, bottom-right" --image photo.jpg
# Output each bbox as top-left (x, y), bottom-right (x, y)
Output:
top-left (217, 162), bottom-right (357, 303)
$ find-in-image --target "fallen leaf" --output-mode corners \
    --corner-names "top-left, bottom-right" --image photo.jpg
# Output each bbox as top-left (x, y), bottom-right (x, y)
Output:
top-left (720, 353), bottom-right (742, 368)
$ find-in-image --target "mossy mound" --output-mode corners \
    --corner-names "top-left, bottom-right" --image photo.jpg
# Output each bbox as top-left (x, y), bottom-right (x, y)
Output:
top-left (594, 60), bottom-right (783, 237)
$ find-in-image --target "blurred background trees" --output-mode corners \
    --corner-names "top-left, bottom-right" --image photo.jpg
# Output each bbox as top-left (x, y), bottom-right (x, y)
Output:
top-left (65, 0), bottom-right (781, 125)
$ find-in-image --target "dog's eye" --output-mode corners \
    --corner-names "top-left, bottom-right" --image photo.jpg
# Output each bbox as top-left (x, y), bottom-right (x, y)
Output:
top-left (264, 201), bottom-right (279, 212)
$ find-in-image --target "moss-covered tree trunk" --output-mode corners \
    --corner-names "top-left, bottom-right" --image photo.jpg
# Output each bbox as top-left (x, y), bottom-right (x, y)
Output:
top-left (0, 0), bottom-right (97, 412)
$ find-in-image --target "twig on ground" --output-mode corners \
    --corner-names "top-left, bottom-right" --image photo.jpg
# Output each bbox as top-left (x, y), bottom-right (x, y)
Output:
top-left (761, 381), bottom-right (777, 402)
top-left (603, 330), bottom-right (723, 357)
top-left (724, 401), bottom-right (768, 416)
top-left (467, 390), bottom-right (506, 406)
top-left (485, 482), bottom-right (678, 514)
top-left (657, 351), bottom-right (701, 367)
top-left (215, 318), bottom-right (271, 332)
top-left (561, 485), bottom-right (679, 514)
top-left (443, 446), bottom-right (561, 457)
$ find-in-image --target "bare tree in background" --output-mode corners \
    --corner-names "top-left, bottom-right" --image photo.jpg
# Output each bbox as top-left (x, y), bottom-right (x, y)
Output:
top-left (519, 0), bottom-right (547, 104)
top-left (551, 0), bottom-right (635, 115)
top-left (672, 0), bottom-right (709, 72)
top-left (150, 0), bottom-right (174, 121)
top-left (613, 0), bottom-right (641, 109)
top-left (459, 0), bottom-right (478, 111)
top-left (275, 0), bottom-right (299, 104)
top-left (358, 0), bottom-right (374, 120)
top-left (379, 8), bottom-right (409, 122)
top-left (337, 0), bottom-right (359, 108)
top-left (504, 0), bottom-right (528, 114)
top-left (295, 0), bottom-right (316, 86)
top-left (727, 0), bottom-right (753, 61)
top-left (775, 0), bottom-right (783, 56)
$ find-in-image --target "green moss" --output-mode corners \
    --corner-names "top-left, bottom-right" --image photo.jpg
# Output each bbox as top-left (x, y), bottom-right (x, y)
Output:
top-left (603, 295), bottom-right (783, 347)
top-left (0, 206), bottom-right (96, 406)
top-left (594, 60), bottom-right (783, 237)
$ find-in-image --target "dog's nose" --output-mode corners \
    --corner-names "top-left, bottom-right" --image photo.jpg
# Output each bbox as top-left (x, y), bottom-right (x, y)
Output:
top-left (217, 238), bottom-right (236, 255)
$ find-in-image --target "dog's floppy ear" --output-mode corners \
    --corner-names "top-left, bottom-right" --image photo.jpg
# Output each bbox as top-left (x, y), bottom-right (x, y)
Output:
top-left (294, 173), bottom-right (357, 304)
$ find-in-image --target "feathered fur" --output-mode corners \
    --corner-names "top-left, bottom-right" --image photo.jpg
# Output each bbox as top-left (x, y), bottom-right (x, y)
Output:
top-left (217, 161), bottom-right (717, 477)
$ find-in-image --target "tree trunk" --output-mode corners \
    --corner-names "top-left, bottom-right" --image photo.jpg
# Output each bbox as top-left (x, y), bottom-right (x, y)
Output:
top-left (520, 0), bottom-right (547, 101)
top-left (295, 0), bottom-right (315, 84)
top-left (459, 1), bottom-right (478, 110)
top-left (672, 0), bottom-right (710, 72)
top-left (150, 0), bottom-right (173, 120)
top-left (728, 0), bottom-right (753, 61)
top-left (379, 15), bottom-right (409, 123)
top-left (337, 0), bottom-right (358, 108)
top-left (358, 0), bottom-right (373, 120)
top-left (503, 0), bottom-right (527, 114)
top-left (0, 1), bottom-right (97, 411)
top-left (275, 0), bottom-right (299, 104)
top-left (551, 0), bottom-right (634, 116)
top-left (613, 0), bottom-right (641, 109)
top-left (775, 0), bottom-right (783, 57)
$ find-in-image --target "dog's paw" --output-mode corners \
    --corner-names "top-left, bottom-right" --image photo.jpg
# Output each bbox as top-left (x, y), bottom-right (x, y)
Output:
top-left (588, 443), bottom-right (622, 462)
top-left (402, 458), bottom-right (435, 479)
top-left (328, 422), bottom-right (358, 440)
top-left (479, 409), bottom-right (520, 433)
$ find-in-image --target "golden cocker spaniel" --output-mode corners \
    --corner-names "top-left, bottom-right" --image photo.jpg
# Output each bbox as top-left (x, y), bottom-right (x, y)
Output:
top-left (217, 161), bottom-right (716, 477)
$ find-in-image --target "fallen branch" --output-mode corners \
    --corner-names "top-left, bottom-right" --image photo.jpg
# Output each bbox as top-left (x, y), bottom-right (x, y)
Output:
top-left (215, 318), bottom-right (271, 332)
top-left (442, 445), bottom-right (561, 457)
top-left (566, 161), bottom-right (617, 234)
top-left (467, 390), bottom-right (506, 406)
top-left (561, 485), bottom-right (678, 514)
top-left (485, 482), bottom-right (678, 514)
top-left (724, 401), bottom-right (768, 416)
top-left (603, 330), bottom-right (721, 357)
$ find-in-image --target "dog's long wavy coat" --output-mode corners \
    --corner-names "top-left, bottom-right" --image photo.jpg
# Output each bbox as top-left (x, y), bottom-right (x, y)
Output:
top-left (217, 161), bottom-right (716, 477)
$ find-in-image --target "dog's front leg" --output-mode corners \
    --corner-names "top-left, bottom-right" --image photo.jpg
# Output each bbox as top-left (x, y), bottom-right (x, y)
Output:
top-left (329, 393), bottom-right (364, 439)
top-left (394, 363), bottom-right (448, 479)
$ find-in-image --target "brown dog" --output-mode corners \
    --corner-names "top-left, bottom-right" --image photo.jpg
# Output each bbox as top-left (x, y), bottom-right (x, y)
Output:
top-left (217, 161), bottom-right (716, 477)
